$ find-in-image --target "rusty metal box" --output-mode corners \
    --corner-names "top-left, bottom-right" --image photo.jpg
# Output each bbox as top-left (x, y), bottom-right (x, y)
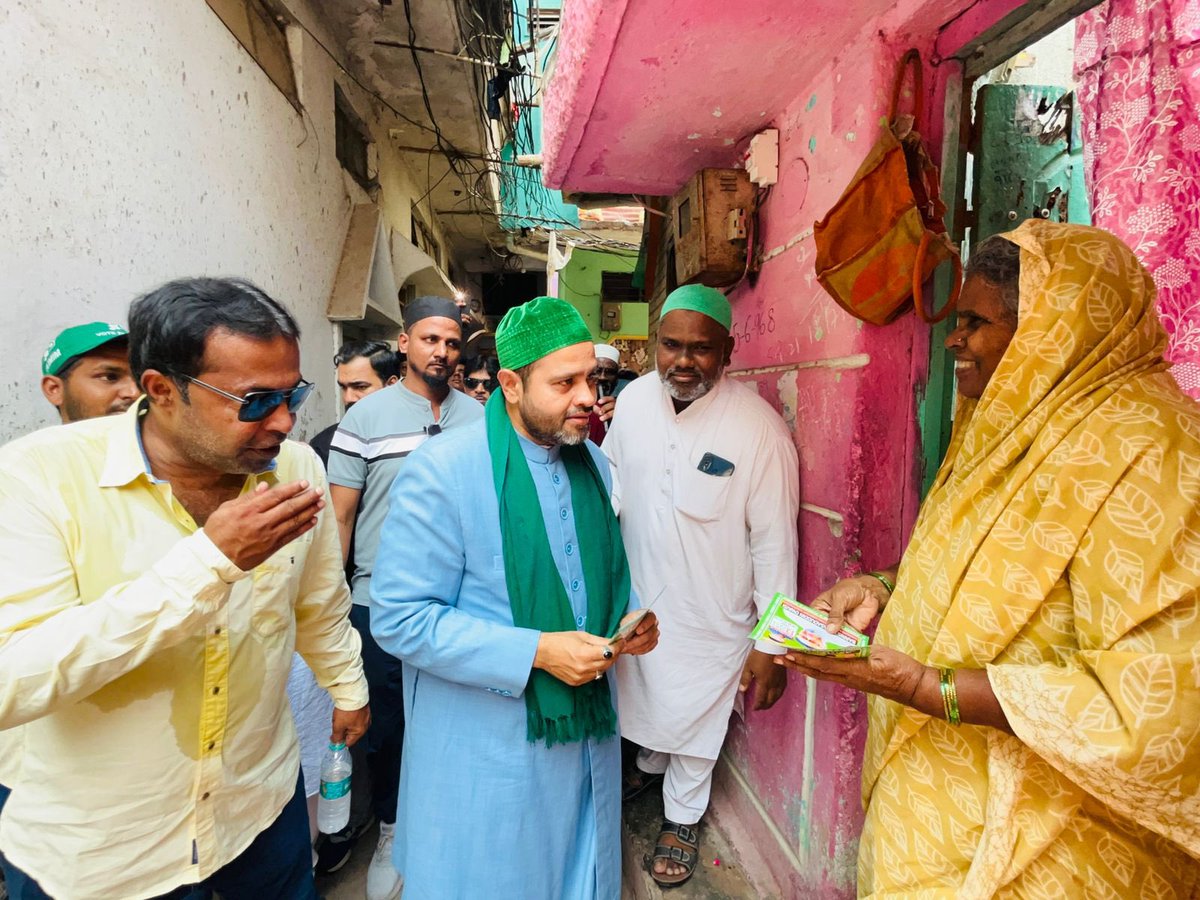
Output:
top-left (671, 168), bottom-right (754, 288)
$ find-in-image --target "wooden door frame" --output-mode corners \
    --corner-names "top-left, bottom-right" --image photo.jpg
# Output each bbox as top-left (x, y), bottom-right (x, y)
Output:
top-left (919, 0), bottom-right (1107, 494)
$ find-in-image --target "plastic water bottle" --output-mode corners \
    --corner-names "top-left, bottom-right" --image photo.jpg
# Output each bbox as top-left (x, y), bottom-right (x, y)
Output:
top-left (317, 741), bottom-right (352, 833)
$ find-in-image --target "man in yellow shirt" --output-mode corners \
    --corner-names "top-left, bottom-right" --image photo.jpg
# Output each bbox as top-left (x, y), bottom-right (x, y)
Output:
top-left (0, 321), bottom-right (139, 898)
top-left (0, 278), bottom-right (369, 900)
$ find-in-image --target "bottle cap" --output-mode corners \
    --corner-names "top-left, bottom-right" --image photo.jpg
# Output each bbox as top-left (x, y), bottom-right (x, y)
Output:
top-left (329, 741), bottom-right (346, 751)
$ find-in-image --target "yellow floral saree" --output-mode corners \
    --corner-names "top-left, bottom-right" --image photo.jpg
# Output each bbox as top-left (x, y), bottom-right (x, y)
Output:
top-left (859, 222), bottom-right (1200, 898)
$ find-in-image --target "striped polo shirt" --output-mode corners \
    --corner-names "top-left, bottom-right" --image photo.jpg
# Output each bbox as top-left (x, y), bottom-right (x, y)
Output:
top-left (327, 381), bottom-right (484, 604)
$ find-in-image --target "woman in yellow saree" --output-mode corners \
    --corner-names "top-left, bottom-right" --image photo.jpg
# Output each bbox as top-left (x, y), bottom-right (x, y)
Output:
top-left (781, 220), bottom-right (1200, 897)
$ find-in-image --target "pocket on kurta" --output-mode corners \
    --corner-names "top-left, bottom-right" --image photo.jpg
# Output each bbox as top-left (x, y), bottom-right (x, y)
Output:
top-left (673, 467), bottom-right (733, 523)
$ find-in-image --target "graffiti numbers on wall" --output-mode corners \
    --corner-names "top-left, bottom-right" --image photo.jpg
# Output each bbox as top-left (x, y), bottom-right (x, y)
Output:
top-left (732, 306), bottom-right (777, 348)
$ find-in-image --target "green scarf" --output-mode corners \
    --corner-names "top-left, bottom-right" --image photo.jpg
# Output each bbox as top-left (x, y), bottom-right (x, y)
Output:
top-left (485, 391), bottom-right (630, 746)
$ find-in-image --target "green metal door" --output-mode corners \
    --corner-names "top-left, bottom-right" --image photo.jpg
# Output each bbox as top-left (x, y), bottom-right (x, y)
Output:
top-left (971, 83), bottom-right (1091, 240)
top-left (919, 82), bottom-right (1092, 496)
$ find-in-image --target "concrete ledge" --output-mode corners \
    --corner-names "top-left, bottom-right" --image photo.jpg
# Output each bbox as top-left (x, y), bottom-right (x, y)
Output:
top-left (708, 759), bottom-right (790, 899)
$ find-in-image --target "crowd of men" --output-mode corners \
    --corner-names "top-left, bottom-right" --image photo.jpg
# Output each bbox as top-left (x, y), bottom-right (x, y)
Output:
top-left (0, 278), bottom-right (799, 899)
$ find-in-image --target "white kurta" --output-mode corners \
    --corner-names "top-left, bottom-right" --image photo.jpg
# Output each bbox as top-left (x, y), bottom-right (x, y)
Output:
top-left (605, 373), bottom-right (799, 759)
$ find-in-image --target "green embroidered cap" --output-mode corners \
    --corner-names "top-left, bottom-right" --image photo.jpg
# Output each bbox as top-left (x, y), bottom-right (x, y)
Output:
top-left (659, 284), bottom-right (732, 331)
top-left (495, 296), bottom-right (593, 370)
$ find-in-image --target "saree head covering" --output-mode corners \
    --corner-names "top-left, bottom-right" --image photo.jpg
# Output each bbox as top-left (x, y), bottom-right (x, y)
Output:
top-left (859, 221), bottom-right (1200, 896)
top-left (485, 298), bottom-right (629, 746)
top-left (659, 284), bottom-right (733, 331)
top-left (495, 296), bottom-right (593, 371)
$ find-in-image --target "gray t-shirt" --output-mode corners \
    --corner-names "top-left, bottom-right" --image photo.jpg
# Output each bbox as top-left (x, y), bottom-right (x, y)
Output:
top-left (327, 382), bottom-right (484, 604)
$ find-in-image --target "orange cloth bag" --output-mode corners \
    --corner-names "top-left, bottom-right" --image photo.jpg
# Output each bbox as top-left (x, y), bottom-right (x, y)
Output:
top-left (813, 50), bottom-right (961, 326)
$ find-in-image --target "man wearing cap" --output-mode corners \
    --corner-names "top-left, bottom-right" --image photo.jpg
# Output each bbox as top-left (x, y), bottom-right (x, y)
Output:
top-left (368, 296), bottom-right (659, 899)
top-left (0, 323), bottom-right (141, 892)
top-left (40, 323), bottom-right (139, 424)
top-left (326, 295), bottom-right (481, 900)
top-left (603, 284), bottom-right (799, 888)
top-left (587, 344), bottom-right (621, 445)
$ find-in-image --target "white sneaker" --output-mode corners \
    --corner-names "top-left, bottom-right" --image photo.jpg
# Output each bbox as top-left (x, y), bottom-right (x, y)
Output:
top-left (366, 821), bottom-right (403, 900)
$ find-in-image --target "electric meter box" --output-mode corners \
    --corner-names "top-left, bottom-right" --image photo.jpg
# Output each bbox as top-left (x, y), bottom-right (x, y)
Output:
top-left (671, 168), bottom-right (755, 288)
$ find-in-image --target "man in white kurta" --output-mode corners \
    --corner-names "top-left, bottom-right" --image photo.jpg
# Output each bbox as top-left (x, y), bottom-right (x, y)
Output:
top-left (603, 284), bottom-right (799, 885)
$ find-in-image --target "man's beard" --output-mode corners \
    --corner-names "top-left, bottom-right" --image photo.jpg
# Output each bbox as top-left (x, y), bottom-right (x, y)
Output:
top-left (419, 368), bottom-right (450, 390)
top-left (519, 396), bottom-right (590, 446)
top-left (662, 366), bottom-right (720, 403)
top-left (62, 393), bottom-right (134, 423)
top-left (177, 417), bottom-right (282, 475)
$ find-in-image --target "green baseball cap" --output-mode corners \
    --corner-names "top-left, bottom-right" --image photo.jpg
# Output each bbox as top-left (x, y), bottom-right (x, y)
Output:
top-left (42, 322), bottom-right (129, 376)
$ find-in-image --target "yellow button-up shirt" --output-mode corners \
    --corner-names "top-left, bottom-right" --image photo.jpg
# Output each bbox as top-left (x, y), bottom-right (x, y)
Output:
top-left (0, 403), bottom-right (368, 899)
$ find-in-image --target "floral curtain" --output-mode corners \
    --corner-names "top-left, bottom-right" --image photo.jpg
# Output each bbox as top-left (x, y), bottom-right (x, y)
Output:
top-left (1075, 0), bottom-right (1200, 396)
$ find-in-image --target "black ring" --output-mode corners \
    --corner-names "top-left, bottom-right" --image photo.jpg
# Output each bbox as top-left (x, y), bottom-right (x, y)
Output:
top-left (602, 647), bottom-right (614, 660)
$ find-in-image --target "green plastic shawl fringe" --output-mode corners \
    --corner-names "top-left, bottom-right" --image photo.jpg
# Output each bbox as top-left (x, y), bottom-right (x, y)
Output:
top-left (485, 390), bottom-right (629, 746)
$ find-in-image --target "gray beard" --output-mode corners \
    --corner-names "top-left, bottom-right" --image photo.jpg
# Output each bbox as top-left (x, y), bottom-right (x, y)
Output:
top-left (520, 399), bottom-right (591, 447)
top-left (663, 372), bottom-right (718, 403)
top-left (523, 417), bottom-right (588, 447)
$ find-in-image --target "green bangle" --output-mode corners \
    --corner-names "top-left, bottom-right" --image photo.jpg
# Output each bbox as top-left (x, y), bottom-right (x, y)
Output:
top-left (866, 571), bottom-right (895, 594)
top-left (939, 666), bottom-right (961, 726)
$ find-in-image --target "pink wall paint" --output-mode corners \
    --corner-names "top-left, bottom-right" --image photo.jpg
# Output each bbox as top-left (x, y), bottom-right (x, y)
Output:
top-left (715, 51), bottom-right (930, 895)
top-left (542, 0), bottom-right (897, 194)
top-left (543, 0), bottom-right (1047, 895)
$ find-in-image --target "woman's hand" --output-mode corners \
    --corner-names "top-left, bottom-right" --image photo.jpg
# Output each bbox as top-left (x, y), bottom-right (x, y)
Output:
top-left (776, 645), bottom-right (932, 708)
top-left (811, 573), bottom-right (891, 634)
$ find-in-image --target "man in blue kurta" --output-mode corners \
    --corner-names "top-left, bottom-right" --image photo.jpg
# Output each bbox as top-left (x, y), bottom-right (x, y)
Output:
top-left (369, 296), bottom-right (660, 899)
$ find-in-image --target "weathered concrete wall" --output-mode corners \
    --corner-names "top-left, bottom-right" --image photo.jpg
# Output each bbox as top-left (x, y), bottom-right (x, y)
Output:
top-left (0, 0), bottom-right (445, 443)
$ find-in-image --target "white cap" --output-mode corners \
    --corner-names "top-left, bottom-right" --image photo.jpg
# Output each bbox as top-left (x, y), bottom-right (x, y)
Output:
top-left (594, 343), bottom-right (620, 363)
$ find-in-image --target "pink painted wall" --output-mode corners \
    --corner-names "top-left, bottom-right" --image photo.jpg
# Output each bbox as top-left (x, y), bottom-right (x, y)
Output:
top-left (544, 0), bottom-right (1046, 896)
top-left (717, 46), bottom-right (930, 896)
top-left (543, 0), bottom-right (896, 194)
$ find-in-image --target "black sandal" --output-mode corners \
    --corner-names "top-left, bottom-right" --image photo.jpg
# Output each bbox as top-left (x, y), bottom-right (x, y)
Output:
top-left (621, 767), bottom-right (664, 802)
top-left (646, 820), bottom-right (699, 888)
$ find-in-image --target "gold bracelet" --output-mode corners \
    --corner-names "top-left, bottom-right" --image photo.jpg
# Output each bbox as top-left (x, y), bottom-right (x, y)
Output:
top-left (939, 666), bottom-right (961, 726)
top-left (866, 571), bottom-right (895, 594)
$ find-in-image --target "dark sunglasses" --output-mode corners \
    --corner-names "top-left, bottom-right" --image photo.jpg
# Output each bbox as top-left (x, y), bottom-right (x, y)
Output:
top-left (178, 375), bottom-right (315, 422)
top-left (464, 377), bottom-right (495, 390)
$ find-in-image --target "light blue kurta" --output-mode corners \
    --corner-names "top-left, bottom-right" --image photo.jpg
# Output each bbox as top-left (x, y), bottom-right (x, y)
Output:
top-left (369, 418), bottom-right (625, 900)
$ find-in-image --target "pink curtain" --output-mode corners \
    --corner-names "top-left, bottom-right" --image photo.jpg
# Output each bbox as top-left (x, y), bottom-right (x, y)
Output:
top-left (1075, 0), bottom-right (1200, 395)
